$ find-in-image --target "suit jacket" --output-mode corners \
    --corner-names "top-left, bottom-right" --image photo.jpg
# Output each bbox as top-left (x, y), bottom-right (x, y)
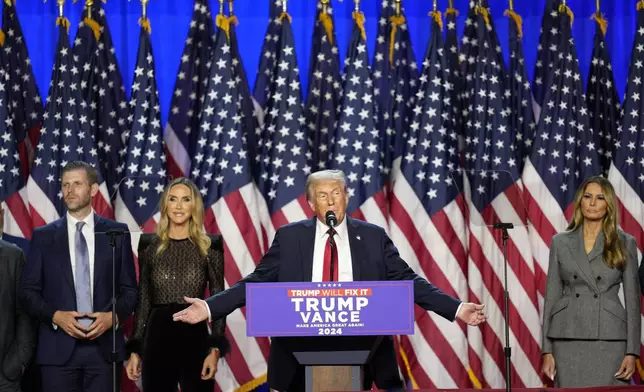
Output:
top-left (206, 217), bottom-right (461, 391)
top-left (0, 239), bottom-right (36, 384)
top-left (542, 227), bottom-right (640, 355)
top-left (19, 215), bottom-right (138, 365)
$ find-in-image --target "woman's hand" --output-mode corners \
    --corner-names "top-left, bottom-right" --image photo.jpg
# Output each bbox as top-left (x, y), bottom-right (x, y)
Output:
top-left (126, 353), bottom-right (142, 381)
top-left (615, 354), bottom-right (637, 381)
top-left (201, 348), bottom-right (220, 380)
top-left (541, 353), bottom-right (556, 381)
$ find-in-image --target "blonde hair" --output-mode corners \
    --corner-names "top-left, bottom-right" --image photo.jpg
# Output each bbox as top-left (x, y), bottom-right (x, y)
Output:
top-left (566, 176), bottom-right (626, 269)
top-left (156, 178), bottom-right (211, 257)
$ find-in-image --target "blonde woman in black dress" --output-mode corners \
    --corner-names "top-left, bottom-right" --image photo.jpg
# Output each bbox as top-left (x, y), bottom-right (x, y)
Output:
top-left (125, 178), bottom-right (229, 391)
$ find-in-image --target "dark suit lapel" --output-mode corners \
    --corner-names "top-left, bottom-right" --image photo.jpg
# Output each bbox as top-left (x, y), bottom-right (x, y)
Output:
top-left (565, 229), bottom-right (598, 291)
top-left (54, 218), bottom-right (76, 293)
top-left (93, 215), bottom-right (109, 295)
top-left (300, 217), bottom-right (316, 282)
top-left (347, 217), bottom-right (363, 281)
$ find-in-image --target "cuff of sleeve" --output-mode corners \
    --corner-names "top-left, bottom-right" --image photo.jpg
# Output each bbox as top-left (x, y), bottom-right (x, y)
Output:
top-left (201, 299), bottom-right (212, 322)
top-left (455, 302), bottom-right (463, 322)
top-left (207, 334), bottom-right (230, 357)
top-left (125, 340), bottom-right (142, 359)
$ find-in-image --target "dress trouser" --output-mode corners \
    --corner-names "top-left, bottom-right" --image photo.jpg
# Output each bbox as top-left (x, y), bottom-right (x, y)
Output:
top-left (142, 304), bottom-right (213, 392)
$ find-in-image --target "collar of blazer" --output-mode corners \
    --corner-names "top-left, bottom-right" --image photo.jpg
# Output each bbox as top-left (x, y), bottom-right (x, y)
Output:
top-left (300, 216), bottom-right (364, 282)
top-left (562, 227), bottom-right (605, 291)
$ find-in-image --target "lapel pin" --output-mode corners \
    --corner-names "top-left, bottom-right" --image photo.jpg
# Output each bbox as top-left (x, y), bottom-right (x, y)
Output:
top-left (356, 235), bottom-right (361, 240)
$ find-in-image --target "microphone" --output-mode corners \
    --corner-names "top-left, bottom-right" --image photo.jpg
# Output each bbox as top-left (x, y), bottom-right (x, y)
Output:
top-left (325, 211), bottom-right (337, 228)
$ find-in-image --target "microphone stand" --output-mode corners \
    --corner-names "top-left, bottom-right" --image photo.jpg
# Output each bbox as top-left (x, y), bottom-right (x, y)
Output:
top-left (106, 228), bottom-right (124, 392)
top-left (328, 230), bottom-right (336, 282)
top-left (493, 222), bottom-right (513, 392)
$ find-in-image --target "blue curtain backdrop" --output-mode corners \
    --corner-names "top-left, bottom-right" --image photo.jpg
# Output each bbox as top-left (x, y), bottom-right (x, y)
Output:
top-left (15, 0), bottom-right (637, 128)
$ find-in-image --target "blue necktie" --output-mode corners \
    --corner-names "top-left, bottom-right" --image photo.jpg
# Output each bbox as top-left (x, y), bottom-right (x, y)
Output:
top-left (75, 221), bottom-right (93, 328)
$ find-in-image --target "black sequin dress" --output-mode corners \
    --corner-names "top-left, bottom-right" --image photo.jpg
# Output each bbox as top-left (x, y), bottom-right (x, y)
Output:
top-left (127, 237), bottom-right (229, 392)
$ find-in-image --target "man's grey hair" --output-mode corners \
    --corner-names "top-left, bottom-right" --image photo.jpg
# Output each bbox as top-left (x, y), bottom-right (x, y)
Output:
top-left (305, 170), bottom-right (347, 201)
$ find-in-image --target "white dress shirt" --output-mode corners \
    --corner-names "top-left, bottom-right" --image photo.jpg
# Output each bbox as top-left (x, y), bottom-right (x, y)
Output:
top-left (66, 210), bottom-right (96, 303)
top-left (312, 217), bottom-right (352, 282)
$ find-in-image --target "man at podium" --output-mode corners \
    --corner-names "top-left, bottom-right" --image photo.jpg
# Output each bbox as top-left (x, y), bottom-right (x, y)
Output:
top-left (174, 170), bottom-right (486, 391)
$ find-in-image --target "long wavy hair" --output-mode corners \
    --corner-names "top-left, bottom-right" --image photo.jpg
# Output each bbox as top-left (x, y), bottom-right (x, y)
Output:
top-left (155, 178), bottom-right (211, 257)
top-left (566, 176), bottom-right (626, 269)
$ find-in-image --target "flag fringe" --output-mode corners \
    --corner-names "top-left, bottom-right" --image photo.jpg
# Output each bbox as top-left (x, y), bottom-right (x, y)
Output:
top-left (139, 17), bottom-right (151, 34)
top-left (445, 6), bottom-right (459, 16)
top-left (591, 12), bottom-right (608, 36)
top-left (468, 366), bottom-right (483, 389)
top-left (504, 9), bottom-right (523, 38)
top-left (558, 4), bottom-right (574, 25)
top-left (397, 346), bottom-right (419, 389)
top-left (216, 14), bottom-right (231, 40)
top-left (428, 11), bottom-right (443, 32)
top-left (352, 11), bottom-right (367, 41)
top-left (56, 17), bottom-right (70, 33)
top-left (475, 6), bottom-right (490, 27)
top-left (319, 11), bottom-right (334, 45)
top-left (0, 30), bottom-right (5, 47)
top-left (638, 1), bottom-right (644, 11)
top-left (389, 15), bottom-right (406, 66)
top-left (83, 17), bottom-right (101, 41)
top-left (280, 12), bottom-right (292, 24)
top-left (234, 374), bottom-right (267, 392)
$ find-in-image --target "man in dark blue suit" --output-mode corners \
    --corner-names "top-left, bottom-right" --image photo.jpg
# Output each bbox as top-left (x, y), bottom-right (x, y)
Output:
top-left (174, 170), bottom-right (486, 391)
top-left (20, 161), bottom-right (138, 392)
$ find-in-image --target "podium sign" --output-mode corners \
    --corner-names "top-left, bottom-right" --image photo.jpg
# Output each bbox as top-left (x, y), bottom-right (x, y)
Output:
top-left (246, 281), bottom-right (414, 337)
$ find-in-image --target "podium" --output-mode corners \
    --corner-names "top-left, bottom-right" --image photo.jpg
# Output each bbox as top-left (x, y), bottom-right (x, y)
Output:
top-left (246, 281), bottom-right (415, 392)
top-left (279, 336), bottom-right (383, 391)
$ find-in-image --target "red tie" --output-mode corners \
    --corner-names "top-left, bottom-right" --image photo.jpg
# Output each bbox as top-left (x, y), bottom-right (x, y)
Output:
top-left (322, 229), bottom-right (338, 282)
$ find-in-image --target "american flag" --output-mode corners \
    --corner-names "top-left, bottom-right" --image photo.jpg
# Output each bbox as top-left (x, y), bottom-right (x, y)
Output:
top-left (586, 15), bottom-right (621, 176)
top-left (388, 12), bottom-right (472, 389)
top-left (253, 0), bottom-right (283, 110)
top-left (2, 0), bottom-right (42, 175)
top-left (1, 0), bottom-right (42, 243)
top-left (505, 8), bottom-right (536, 167)
top-left (26, 22), bottom-right (111, 226)
top-left (521, 4), bottom-right (601, 310)
top-left (330, 9), bottom-right (386, 226)
top-left (607, 4), bottom-right (644, 375)
top-left (304, 1), bottom-right (341, 171)
top-left (461, 5), bottom-right (541, 388)
top-left (531, 0), bottom-right (559, 120)
top-left (372, 0), bottom-right (418, 179)
top-left (114, 24), bottom-right (166, 234)
top-left (73, 1), bottom-right (128, 203)
top-left (229, 17), bottom-right (261, 178)
top-left (190, 19), bottom-right (269, 392)
top-left (0, 43), bottom-right (27, 241)
top-left (164, 0), bottom-right (214, 180)
top-left (250, 0), bottom-right (284, 182)
top-left (254, 11), bottom-right (312, 230)
top-left (444, 1), bottom-right (464, 152)
top-left (609, 0), bottom-right (644, 255)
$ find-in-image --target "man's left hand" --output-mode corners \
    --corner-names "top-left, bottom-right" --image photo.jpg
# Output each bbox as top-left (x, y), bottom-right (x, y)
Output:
top-left (457, 303), bottom-right (486, 326)
top-left (85, 312), bottom-right (118, 340)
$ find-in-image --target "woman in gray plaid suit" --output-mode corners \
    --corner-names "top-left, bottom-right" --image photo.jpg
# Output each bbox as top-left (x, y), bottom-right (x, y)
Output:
top-left (541, 176), bottom-right (640, 387)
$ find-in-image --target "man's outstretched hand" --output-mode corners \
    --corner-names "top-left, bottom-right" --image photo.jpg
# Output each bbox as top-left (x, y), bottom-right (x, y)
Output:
top-left (172, 297), bottom-right (209, 324)
top-left (457, 303), bottom-right (487, 326)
